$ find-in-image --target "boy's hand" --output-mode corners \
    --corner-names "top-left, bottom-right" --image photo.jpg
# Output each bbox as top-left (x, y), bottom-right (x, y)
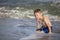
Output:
top-left (49, 32), bottom-right (52, 34)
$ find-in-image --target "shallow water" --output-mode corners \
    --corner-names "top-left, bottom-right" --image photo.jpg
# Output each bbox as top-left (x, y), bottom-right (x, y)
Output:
top-left (0, 0), bottom-right (60, 40)
top-left (0, 18), bottom-right (60, 40)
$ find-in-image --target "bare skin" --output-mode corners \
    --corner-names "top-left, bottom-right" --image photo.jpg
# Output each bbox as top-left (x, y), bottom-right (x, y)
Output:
top-left (35, 11), bottom-right (52, 33)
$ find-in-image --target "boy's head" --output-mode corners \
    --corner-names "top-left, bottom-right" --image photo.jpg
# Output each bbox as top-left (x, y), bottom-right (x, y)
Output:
top-left (34, 9), bottom-right (42, 17)
top-left (34, 9), bottom-right (41, 15)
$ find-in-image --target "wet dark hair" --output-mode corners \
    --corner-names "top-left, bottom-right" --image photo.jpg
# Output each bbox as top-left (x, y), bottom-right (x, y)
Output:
top-left (34, 9), bottom-right (41, 14)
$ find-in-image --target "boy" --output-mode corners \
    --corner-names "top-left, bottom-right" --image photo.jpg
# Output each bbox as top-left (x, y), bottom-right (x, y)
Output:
top-left (34, 9), bottom-right (52, 33)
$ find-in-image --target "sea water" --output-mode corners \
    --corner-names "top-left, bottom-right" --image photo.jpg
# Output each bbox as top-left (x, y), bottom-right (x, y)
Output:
top-left (0, 18), bottom-right (60, 40)
top-left (0, 0), bottom-right (60, 40)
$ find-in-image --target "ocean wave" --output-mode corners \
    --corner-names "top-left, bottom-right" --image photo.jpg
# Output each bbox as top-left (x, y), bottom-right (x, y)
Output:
top-left (0, 7), bottom-right (34, 18)
top-left (0, 7), bottom-right (60, 21)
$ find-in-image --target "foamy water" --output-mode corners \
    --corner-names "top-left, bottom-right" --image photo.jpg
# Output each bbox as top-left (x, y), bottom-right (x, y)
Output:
top-left (0, 7), bottom-right (60, 21)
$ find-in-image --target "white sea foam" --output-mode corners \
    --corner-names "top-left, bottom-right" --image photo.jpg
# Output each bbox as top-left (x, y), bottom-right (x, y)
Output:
top-left (0, 7), bottom-right (34, 19)
top-left (0, 7), bottom-right (60, 21)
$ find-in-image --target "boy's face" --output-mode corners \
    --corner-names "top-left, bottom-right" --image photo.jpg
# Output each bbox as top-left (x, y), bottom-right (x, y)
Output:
top-left (34, 12), bottom-right (40, 19)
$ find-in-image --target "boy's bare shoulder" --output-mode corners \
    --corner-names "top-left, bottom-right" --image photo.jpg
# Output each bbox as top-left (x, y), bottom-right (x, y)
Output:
top-left (43, 16), bottom-right (48, 19)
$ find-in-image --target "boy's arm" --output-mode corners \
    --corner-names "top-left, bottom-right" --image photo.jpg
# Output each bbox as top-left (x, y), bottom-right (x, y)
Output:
top-left (44, 16), bottom-right (52, 33)
top-left (36, 18), bottom-right (40, 30)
